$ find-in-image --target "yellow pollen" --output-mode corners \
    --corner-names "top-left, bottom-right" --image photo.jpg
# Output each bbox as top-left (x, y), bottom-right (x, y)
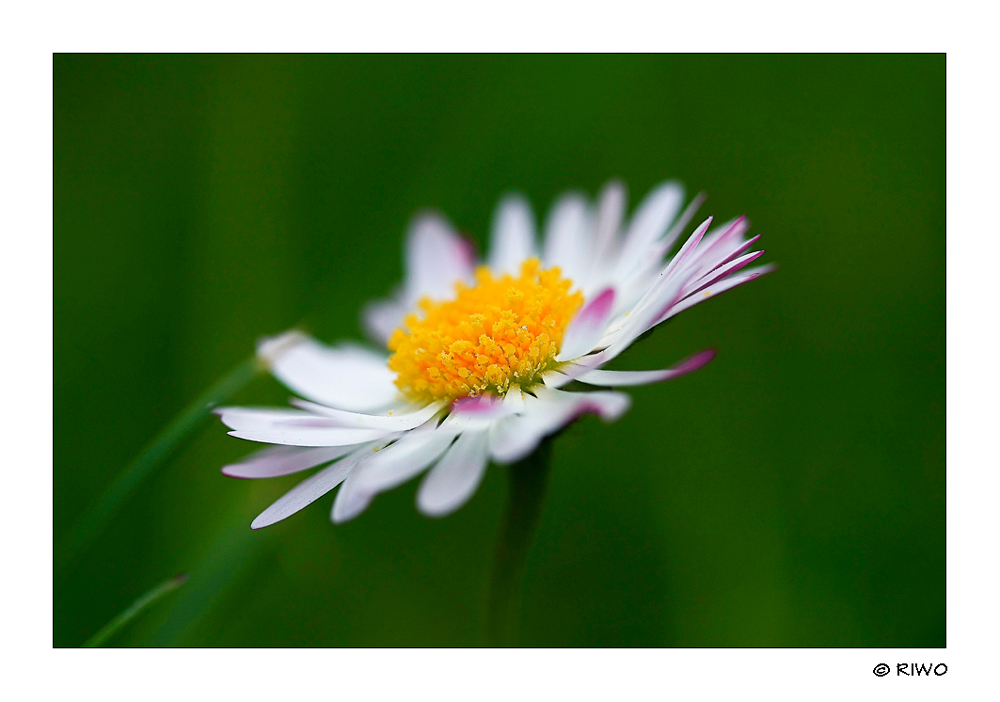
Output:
top-left (388, 258), bottom-right (584, 403)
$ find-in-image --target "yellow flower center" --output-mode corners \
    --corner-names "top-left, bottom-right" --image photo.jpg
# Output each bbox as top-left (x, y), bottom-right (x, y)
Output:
top-left (388, 258), bottom-right (584, 403)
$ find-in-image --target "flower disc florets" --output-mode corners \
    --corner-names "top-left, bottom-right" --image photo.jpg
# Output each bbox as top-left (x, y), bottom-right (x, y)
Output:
top-left (387, 258), bottom-right (584, 403)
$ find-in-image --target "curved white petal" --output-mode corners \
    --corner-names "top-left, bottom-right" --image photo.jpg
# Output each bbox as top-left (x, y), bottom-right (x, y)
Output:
top-left (592, 276), bottom-right (689, 364)
top-left (217, 406), bottom-right (314, 431)
top-left (330, 465), bottom-right (376, 524)
top-left (540, 369), bottom-right (574, 389)
top-left (660, 192), bottom-right (707, 257)
top-left (227, 426), bottom-right (394, 448)
top-left (686, 249), bottom-right (766, 297)
top-left (219, 408), bottom-right (395, 447)
top-left (681, 216), bottom-right (750, 279)
top-left (556, 287), bottom-right (616, 361)
top-left (330, 427), bottom-right (457, 524)
top-left (613, 181), bottom-right (684, 280)
top-left (592, 180), bottom-right (626, 261)
top-left (222, 445), bottom-right (356, 479)
top-left (489, 388), bottom-right (631, 464)
top-left (575, 349), bottom-right (715, 387)
top-left (488, 194), bottom-right (536, 275)
top-left (352, 427), bottom-right (457, 496)
top-left (250, 445), bottom-right (378, 529)
top-left (653, 263), bottom-right (777, 327)
top-left (267, 337), bottom-right (399, 412)
top-left (501, 384), bottom-right (525, 413)
top-left (593, 218), bottom-right (714, 362)
top-left (542, 192), bottom-right (592, 285)
top-left (416, 429), bottom-right (491, 517)
top-left (662, 215), bottom-right (710, 276)
top-left (406, 213), bottom-right (475, 302)
top-left (361, 296), bottom-right (408, 345)
top-left (288, 399), bottom-right (444, 431)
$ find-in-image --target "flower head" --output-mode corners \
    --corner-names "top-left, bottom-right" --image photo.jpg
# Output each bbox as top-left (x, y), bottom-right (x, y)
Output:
top-left (218, 180), bottom-right (773, 527)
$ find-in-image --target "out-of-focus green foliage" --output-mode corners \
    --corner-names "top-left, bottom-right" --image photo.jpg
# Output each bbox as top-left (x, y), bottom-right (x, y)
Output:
top-left (54, 55), bottom-right (944, 647)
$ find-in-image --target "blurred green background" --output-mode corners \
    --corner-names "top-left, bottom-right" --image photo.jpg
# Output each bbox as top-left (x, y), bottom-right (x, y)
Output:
top-left (54, 55), bottom-right (944, 647)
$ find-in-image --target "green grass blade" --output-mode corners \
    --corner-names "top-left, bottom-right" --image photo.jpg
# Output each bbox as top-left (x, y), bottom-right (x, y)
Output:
top-left (83, 573), bottom-right (189, 647)
top-left (56, 356), bottom-right (261, 576)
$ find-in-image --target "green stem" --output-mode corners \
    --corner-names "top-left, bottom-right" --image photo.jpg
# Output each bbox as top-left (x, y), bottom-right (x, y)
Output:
top-left (83, 573), bottom-right (188, 647)
top-left (487, 438), bottom-right (554, 647)
top-left (55, 356), bottom-right (261, 576)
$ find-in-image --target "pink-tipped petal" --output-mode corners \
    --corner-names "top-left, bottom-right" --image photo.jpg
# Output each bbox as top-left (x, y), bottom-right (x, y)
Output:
top-left (576, 349), bottom-right (716, 387)
top-left (660, 192), bottom-right (707, 252)
top-left (655, 263), bottom-right (777, 326)
top-left (556, 287), bottom-right (616, 361)
top-left (687, 249), bottom-right (766, 297)
top-left (664, 216), bottom-right (712, 274)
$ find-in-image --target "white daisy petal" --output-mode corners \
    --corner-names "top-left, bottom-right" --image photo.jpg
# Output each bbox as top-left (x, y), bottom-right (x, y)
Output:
top-left (222, 445), bottom-right (357, 479)
top-left (488, 413), bottom-right (547, 465)
top-left (664, 215), bottom-right (711, 274)
top-left (217, 407), bottom-right (314, 431)
top-left (227, 427), bottom-right (394, 448)
top-left (575, 349), bottom-right (716, 387)
top-left (613, 181), bottom-right (684, 280)
top-left (352, 426), bottom-right (457, 496)
top-left (329, 470), bottom-right (373, 523)
top-left (592, 179), bottom-right (626, 261)
top-left (489, 388), bottom-right (631, 464)
top-left (654, 263), bottom-right (776, 327)
top-left (686, 249), bottom-right (767, 297)
top-left (593, 275), bottom-right (689, 364)
top-left (219, 408), bottom-right (395, 446)
top-left (502, 384), bottom-right (525, 413)
top-left (660, 192), bottom-right (707, 255)
top-left (267, 337), bottom-right (399, 412)
top-left (250, 445), bottom-right (377, 529)
top-left (683, 216), bottom-right (750, 277)
top-left (330, 427), bottom-right (460, 523)
top-left (488, 194), bottom-right (537, 275)
top-left (361, 296), bottom-right (408, 345)
top-left (542, 192), bottom-right (592, 285)
top-left (417, 429), bottom-right (491, 517)
top-left (556, 287), bottom-right (616, 362)
top-left (538, 387), bottom-right (632, 422)
top-left (541, 370), bottom-right (573, 389)
top-left (288, 399), bottom-right (445, 431)
top-left (406, 212), bottom-right (475, 301)
top-left (595, 217), bottom-right (715, 360)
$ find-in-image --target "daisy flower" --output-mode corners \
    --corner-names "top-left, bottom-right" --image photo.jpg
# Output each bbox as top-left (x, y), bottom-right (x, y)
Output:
top-left (218, 180), bottom-right (772, 528)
